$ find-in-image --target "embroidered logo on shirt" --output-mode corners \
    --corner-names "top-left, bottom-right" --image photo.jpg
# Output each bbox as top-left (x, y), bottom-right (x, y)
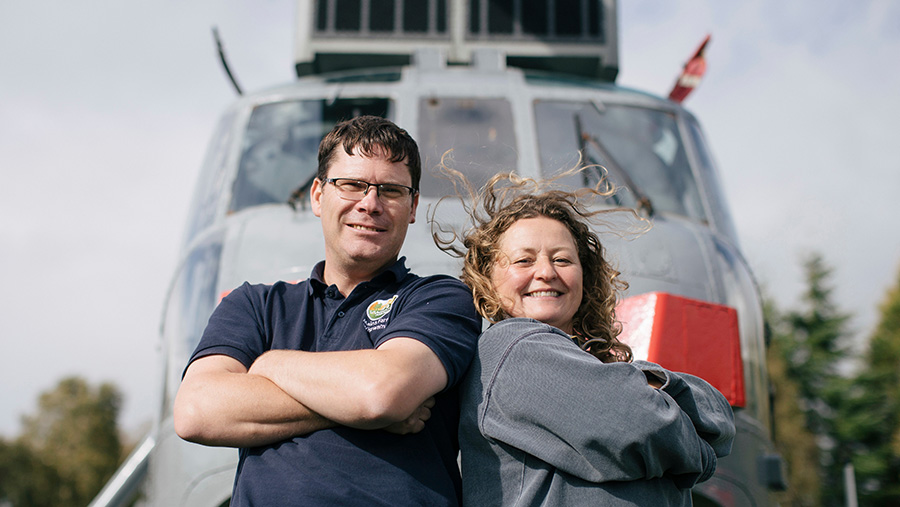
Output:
top-left (364, 295), bottom-right (398, 333)
top-left (366, 295), bottom-right (398, 320)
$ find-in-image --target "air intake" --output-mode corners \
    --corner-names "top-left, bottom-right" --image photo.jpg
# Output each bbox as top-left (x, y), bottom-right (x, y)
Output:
top-left (313, 0), bottom-right (450, 38)
top-left (294, 0), bottom-right (618, 80)
top-left (466, 0), bottom-right (606, 42)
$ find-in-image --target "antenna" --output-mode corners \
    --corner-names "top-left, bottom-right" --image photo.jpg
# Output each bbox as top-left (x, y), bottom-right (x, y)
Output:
top-left (212, 26), bottom-right (244, 96)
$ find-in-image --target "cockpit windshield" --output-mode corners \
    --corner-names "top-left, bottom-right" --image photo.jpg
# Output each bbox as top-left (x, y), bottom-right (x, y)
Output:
top-left (535, 101), bottom-right (706, 221)
top-left (230, 98), bottom-right (391, 213)
top-left (229, 96), bottom-right (704, 222)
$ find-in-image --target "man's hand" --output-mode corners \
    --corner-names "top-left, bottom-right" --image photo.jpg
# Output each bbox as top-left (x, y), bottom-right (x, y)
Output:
top-left (383, 397), bottom-right (435, 434)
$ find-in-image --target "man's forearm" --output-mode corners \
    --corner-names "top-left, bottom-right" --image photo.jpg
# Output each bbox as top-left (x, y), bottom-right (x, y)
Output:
top-left (175, 365), bottom-right (336, 447)
top-left (249, 339), bottom-right (447, 429)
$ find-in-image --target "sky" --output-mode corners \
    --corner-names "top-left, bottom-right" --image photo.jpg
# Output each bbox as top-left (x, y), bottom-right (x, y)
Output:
top-left (1, 1), bottom-right (898, 438)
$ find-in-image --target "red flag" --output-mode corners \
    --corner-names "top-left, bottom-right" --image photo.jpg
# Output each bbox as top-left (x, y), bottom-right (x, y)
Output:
top-left (668, 34), bottom-right (711, 103)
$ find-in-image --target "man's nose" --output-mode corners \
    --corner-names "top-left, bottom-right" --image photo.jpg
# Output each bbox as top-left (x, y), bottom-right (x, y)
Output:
top-left (356, 185), bottom-right (384, 213)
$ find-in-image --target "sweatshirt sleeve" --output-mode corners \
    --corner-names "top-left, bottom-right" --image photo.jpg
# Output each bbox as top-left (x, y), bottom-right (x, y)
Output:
top-left (633, 360), bottom-right (736, 459)
top-left (477, 320), bottom-right (718, 487)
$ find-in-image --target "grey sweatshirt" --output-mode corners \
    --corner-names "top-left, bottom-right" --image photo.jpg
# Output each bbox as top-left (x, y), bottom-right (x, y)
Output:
top-left (460, 318), bottom-right (735, 506)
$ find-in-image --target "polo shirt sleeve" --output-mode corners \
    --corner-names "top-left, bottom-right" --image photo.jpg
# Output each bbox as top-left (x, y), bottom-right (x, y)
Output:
top-left (477, 319), bottom-right (718, 487)
top-left (186, 282), bottom-right (270, 371)
top-left (378, 276), bottom-right (481, 388)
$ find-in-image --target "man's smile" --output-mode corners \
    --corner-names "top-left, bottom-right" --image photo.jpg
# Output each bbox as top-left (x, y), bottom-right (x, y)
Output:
top-left (348, 224), bottom-right (387, 232)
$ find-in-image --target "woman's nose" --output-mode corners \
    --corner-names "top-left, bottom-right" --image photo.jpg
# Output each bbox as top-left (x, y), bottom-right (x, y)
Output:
top-left (534, 258), bottom-right (557, 280)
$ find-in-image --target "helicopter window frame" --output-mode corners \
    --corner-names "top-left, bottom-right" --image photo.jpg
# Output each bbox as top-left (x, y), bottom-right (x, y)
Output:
top-left (683, 115), bottom-right (739, 243)
top-left (185, 109), bottom-right (238, 243)
top-left (227, 97), bottom-right (395, 214)
top-left (161, 233), bottom-right (224, 417)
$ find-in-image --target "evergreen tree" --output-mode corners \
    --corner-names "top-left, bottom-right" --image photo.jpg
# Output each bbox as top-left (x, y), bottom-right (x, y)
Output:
top-left (766, 297), bottom-right (822, 506)
top-left (777, 254), bottom-right (853, 505)
top-left (837, 265), bottom-right (900, 505)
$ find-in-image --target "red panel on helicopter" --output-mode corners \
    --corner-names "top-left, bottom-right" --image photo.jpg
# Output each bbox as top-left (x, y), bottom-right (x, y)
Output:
top-left (616, 292), bottom-right (745, 407)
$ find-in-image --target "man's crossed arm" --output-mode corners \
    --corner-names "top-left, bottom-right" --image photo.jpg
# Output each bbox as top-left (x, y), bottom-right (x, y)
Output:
top-left (174, 337), bottom-right (446, 448)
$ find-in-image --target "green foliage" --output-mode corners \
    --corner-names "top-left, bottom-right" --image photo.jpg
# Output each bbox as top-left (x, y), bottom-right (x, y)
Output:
top-left (780, 255), bottom-right (851, 441)
top-left (769, 253), bottom-right (854, 506)
top-left (768, 255), bottom-right (900, 505)
top-left (765, 297), bottom-right (822, 506)
top-left (0, 438), bottom-right (62, 507)
top-left (836, 265), bottom-right (900, 505)
top-left (0, 376), bottom-right (124, 507)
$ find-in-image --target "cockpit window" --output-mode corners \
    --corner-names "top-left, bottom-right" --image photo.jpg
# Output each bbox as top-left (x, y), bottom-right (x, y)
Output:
top-left (417, 97), bottom-right (516, 197)
top-left (230, 98), bottom-right (392, 213)
top-left (534, 100), bottom-right (706, 221)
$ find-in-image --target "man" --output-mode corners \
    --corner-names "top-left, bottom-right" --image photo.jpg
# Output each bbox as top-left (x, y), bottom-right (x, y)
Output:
top-left (174, 116), bottom-right (481, 506)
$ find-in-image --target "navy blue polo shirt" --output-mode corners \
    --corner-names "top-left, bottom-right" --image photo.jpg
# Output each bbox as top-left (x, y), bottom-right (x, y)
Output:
top-left (188, 258), bottom-right (481, 506)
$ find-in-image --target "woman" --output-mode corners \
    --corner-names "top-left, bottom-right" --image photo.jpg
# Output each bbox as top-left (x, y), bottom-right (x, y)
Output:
top-left (439, 173), bottom-right (735, 506)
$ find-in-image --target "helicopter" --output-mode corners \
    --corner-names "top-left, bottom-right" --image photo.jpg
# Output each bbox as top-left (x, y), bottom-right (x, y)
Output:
top-left (91, 1), bottom-right (785, 505)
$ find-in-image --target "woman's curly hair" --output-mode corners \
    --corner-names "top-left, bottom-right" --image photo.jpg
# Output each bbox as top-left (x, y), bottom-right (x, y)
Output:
top-left (434, 168), bottom-right (642, 363)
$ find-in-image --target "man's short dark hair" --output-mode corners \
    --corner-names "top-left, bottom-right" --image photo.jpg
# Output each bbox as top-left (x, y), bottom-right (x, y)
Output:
top-left (317, 116), bottom-right (422, 190)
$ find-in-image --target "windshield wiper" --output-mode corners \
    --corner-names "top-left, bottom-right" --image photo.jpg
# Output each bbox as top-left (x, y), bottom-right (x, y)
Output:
top-left (575, 114), bottom-right (654, 217)
top-left (287, 174), bottom-right (317, 211)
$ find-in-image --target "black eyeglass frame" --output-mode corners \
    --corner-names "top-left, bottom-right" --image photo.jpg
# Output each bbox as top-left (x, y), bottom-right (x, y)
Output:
top-left (322, 177), bottom-right (418, 201)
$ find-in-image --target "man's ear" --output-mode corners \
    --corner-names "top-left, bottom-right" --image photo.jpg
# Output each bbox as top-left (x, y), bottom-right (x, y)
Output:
top-left (409, 193), bottom-right (419, 224)
top-left (310, 178), bottom-right (323, 217)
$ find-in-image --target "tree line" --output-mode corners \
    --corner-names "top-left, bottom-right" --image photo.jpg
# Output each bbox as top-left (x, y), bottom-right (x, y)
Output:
top-left (768, 253), bottom-right (900, 506)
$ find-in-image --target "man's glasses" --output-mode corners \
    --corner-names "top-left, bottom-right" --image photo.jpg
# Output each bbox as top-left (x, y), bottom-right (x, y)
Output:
top-left (323, 178), bottom-right (417, 202)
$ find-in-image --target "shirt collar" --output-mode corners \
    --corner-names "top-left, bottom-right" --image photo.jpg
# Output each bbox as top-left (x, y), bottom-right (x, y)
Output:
top-left (308, 257), bottom-right (410, 296)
